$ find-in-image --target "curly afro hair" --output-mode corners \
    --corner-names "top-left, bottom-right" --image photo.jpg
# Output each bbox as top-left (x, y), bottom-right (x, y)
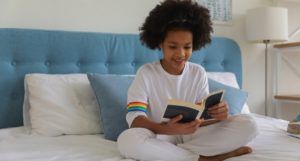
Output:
top-left (140, 0), bottom-right (213, 51)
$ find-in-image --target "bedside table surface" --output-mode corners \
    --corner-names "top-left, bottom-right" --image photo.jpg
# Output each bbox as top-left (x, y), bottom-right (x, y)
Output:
top-left (274, 95), bottom-right (300, 101)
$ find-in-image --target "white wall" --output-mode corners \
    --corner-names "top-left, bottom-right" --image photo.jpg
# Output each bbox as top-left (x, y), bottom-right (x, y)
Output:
top-left (0, 0), bottom-right (161, 33)
top-left (214, 0), bottom-right (273, 115)
top-left (1, 0), bottom-right (296, 115)
top-left (278, 1), bottom-right (300, 41)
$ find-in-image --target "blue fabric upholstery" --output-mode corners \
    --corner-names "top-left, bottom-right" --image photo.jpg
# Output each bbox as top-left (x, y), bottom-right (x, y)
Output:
top-left (87, 74), bottom-right (133, 141)
top-left (0, 28), bottom-right (242, 128)
top-left (208, 79), bottom-right (248, 115)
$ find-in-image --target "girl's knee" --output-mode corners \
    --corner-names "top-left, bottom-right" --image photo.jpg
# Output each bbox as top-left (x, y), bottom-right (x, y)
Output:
top-left (233, 114), bottom-right (258, 138)
top-left (117, 128), bottom-right (155, 157)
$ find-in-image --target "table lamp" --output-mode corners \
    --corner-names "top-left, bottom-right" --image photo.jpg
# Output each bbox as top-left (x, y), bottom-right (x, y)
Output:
top-left (246, 6), bottom-right (288, 115)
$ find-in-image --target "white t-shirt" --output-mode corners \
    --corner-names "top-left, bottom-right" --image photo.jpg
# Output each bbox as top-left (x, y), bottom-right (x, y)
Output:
top-left (126, 61), bottom-right (209, 127)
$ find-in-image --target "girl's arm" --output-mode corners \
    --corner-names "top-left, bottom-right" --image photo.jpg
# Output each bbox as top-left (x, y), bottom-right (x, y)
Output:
top-left (131, 115), bottom-right (203, 135)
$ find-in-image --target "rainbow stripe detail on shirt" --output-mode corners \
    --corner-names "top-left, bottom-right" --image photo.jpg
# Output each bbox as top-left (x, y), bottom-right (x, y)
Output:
top-left (127, 102), bottom-right (148, 113)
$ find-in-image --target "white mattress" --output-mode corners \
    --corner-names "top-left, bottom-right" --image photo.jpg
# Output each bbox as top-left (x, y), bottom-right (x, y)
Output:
top-left (0, 128), bottom-right (126, 161)
top-left (0, 114), bottom-right (299, 161)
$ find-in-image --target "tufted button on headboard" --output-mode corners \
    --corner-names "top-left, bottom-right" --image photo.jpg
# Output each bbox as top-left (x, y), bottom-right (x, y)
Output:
top-left (0, 28), bottom-right (242, 128)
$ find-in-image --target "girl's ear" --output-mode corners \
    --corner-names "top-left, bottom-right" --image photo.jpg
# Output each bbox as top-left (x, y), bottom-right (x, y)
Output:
top-left (158, 43), bottom-right (162, 50)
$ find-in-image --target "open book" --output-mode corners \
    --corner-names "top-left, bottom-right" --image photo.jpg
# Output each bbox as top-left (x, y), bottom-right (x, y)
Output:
top-left (162, 90), bottom-right (224, 123)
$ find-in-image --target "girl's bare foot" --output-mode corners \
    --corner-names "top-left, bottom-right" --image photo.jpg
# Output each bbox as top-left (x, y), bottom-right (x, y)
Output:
top-left (198, 146), bottom-right (252, 161)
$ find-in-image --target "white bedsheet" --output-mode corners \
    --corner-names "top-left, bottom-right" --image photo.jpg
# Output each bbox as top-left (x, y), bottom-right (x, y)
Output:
top-left (229, 114), bottom-right (300, 161)
top-left (0, 128), bottom-right (126, 161)
top-left (0, 114), bottom-right (299, 161)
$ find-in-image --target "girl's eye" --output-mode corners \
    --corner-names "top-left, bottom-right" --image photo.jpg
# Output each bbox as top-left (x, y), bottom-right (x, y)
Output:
top-left (169, 46), bottom-right (177, 49)
top-left (184, 46), bottom-right (192, 50)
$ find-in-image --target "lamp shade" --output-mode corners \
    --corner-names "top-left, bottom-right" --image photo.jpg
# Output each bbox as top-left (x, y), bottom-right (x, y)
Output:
top-left (246, 7), bottom-right (288, 43)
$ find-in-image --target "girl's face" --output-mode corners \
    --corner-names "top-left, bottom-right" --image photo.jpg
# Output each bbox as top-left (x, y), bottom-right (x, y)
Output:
top-left (160, 30), bottom-right (193, 75)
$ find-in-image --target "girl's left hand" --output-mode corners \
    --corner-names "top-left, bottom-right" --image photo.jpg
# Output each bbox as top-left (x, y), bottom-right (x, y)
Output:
top-left (207, 101), bottom-right (229, 121)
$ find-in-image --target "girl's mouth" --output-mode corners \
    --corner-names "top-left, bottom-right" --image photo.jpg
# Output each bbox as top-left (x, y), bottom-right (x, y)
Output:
top-left (174, 59), bottom-right (185, 65)
top-left (174, 57), bottom-right (185, 62)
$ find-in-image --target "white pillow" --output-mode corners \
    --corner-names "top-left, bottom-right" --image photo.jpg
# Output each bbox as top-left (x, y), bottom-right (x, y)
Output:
top-left (207, 72), bottom-right (251, 114)
top-left (24, 74), bottom-right (102, 136)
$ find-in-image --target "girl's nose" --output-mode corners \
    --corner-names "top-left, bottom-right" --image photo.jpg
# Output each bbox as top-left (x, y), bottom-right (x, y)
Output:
top-left (177, 48), bottom-right (185, 58)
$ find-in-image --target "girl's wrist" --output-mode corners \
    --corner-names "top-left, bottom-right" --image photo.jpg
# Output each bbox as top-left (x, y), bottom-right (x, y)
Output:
top-left (154, 122), bottom-right (167, 134)
top-left (152, 122), bottom-right (174, 135)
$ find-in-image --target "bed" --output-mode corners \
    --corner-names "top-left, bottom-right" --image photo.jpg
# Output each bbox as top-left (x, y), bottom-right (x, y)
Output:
top-left (0, 28), bottom-right (299, 161)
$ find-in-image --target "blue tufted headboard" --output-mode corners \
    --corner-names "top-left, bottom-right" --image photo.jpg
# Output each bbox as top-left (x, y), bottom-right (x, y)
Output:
top-left (0, 28), bottom-right (242, 129)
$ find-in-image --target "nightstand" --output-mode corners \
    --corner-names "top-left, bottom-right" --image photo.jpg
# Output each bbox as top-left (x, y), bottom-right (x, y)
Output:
top-left (273, 42), bottom-right (300, 121)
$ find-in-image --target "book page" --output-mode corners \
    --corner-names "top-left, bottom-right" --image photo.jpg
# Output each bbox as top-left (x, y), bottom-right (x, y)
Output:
top-left (168, 99), bottom-right (203, 110)
top-left (163, 99), bottom-right (204, 123)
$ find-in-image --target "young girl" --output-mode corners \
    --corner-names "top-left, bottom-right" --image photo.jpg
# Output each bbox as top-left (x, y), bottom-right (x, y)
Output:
top-left (117, 0), bottom-right (258, 161)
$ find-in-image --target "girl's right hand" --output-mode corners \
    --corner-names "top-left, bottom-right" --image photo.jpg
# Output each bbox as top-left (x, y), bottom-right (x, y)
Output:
top-left (161, 115), bottom-right (203, 135)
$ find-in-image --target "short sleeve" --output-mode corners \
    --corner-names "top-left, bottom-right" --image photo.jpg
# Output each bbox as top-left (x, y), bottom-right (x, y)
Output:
top-left (126, 67), bottom-right (149, 127)
top-left (196, 68), bottom-right (209, 103)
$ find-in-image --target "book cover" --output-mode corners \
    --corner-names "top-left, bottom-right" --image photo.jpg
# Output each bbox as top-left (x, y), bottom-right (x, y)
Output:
top-left (163, 90), bottom-right (224, 123)
top-left (200, 90), bottom-right (224, 120)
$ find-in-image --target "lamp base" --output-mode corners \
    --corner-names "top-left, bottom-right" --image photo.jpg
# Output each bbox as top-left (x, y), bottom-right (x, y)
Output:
top-left (263, 40), bottom-right (270, 116)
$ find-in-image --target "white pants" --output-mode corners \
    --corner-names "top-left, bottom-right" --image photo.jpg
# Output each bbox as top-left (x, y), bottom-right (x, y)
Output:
top-left (117, 114), bottom-right (258, 161)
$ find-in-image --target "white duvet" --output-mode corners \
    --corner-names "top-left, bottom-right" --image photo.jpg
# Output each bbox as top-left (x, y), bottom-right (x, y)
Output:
top-left (0, 114), bottom-right (299, 161)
